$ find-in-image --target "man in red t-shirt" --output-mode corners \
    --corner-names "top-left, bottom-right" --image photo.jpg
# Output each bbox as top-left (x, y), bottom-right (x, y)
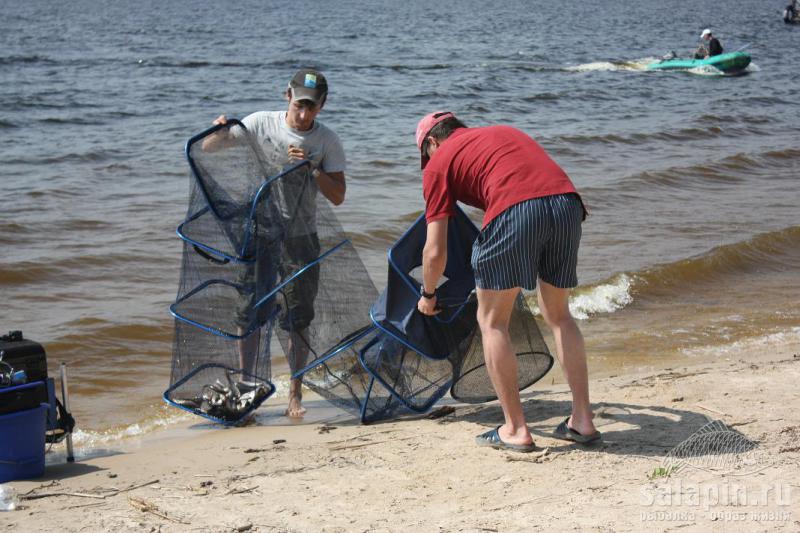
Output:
top-left (415, 111), bottom-right (600, 451)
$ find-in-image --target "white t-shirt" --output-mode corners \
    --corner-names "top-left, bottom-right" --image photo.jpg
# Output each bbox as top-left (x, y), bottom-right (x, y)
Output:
top-left (240, 111), bottom-right (346, 236)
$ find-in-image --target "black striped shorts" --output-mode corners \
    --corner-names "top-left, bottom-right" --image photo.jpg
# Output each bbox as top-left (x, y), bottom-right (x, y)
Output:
top-left (471, 193), bottom-right (583, 290)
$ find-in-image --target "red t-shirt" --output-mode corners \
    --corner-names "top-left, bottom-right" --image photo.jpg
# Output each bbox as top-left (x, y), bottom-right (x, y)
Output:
top-left (423, 126), bottom-right (581, 228)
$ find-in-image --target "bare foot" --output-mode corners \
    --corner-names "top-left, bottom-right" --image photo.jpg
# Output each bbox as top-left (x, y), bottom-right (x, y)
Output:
top-left (284, 395), bottom-right (307, 418)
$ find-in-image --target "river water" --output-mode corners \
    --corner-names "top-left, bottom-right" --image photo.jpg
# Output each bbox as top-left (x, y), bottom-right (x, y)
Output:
top-left (1, 0), bottom-right (798, 442)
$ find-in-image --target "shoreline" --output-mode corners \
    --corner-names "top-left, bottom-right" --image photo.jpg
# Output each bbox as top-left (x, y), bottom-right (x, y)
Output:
top-left (62, 320), bottom-right (800, 441)
top-left (6, 336), bottom-right (799, 531)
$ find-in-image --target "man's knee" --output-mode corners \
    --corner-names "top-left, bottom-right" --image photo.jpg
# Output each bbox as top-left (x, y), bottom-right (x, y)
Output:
top-left (543, 310), bottom-right (576, 332)
top-left (539, 298), bottom-right (574, 330)
top-left (476, 307), bottom-right (510, 338)
top-left (476, 308), bottom-right (496, 332)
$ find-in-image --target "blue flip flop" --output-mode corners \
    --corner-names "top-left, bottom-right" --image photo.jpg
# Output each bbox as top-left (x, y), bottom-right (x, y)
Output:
top-left (553, 416), bottom-right (602, 444)
top-left (475, 425), bottom-right (537, 453)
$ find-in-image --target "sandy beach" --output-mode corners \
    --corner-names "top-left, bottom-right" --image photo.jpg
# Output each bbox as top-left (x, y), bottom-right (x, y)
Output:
top-left (3, 335), bottom-right (798, 532)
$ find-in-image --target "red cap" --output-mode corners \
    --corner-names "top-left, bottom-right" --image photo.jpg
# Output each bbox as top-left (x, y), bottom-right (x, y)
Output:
top-left (416, 111), bottom-right (455, 169)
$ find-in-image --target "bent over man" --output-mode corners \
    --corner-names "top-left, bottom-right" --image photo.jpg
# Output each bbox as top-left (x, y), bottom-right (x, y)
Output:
top-left (415, 112), bottom-right (600, 451)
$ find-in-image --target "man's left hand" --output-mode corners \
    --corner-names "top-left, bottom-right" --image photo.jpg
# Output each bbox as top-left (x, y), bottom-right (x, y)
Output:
top-left (288, 144), bottom-right (307, 162)
top-left (417, 295), bottom-right (440, 316)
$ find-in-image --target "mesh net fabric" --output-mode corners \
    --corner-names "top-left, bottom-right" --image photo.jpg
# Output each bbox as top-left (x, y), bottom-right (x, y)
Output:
top-left (362, 292), bottom-right (552, 409)
top-left (450, 294), bottom-right (553, 403)
top-left (167, 120), bottom-right (381, 423)
top-left (366, 208), bottom-right (554, 410)
top-left (273, 200), bottom-right (380, 374)
top-left (295, 325), bottom-right (407, 424)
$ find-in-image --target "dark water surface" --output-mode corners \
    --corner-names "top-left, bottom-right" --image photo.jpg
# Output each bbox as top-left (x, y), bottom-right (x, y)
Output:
top-left (2, 0), bottom-right (798, 439)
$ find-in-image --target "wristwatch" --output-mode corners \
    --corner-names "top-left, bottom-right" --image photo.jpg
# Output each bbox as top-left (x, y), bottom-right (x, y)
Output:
top-left (420, 286), bottom-right (436, 299)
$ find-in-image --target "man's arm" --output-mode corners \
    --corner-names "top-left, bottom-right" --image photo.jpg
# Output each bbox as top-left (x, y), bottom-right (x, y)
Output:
top-left (417, 217), bottom-right (448, 316)
top-left (201, 114), bottom-right (238, 152)
top-left (286, 144), bottom-right (346, 205)
top-left (314, 170), bottom-right (346, 206)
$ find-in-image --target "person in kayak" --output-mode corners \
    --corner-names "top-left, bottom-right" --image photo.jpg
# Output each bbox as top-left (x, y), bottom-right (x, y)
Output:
top-left (694, 29), bottom-right (723, 59)
top-left (785, 1), bottom-right (799, 23)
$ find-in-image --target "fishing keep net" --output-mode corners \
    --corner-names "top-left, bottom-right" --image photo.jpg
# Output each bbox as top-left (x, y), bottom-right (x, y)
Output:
top-left (166, 120), bottom-right (381, 424)
top-left (363, 209), bottom-right (554, 411)
top-left (295, 325), bottom-right (407, 424)
top-left (450, 294), bottom-right (553, 403)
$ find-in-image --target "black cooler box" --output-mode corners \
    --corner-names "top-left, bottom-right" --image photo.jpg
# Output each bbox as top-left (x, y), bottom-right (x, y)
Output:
top-left (0, 331), bottom-right (49, 413)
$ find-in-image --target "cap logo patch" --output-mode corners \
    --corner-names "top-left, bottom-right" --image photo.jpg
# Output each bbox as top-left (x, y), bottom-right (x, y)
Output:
top-left (304, 74), bottom-right (318, 88)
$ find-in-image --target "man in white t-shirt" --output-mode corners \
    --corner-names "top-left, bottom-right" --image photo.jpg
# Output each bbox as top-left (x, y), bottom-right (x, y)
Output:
top-left (207, 69), bottom-right (346, 418)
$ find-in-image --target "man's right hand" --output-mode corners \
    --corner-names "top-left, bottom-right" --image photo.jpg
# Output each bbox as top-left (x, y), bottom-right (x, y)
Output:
top-left (202, 115), bottom-right (232, 152)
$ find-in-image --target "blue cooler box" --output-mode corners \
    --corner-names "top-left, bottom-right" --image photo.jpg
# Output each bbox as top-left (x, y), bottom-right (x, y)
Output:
top-left (0, 402), bottom-right (48, 482)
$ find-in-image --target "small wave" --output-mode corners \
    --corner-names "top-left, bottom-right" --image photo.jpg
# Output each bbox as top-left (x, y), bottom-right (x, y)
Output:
top-left (569, 274), bottom-right (634, 319)
top-left (138, 58), bottom-right (261, 69)
top-left (349, 228), bottom-right (404, 249)
top-left (394, 210), bottom-right (425, 225)
top-left (4, 149), bottom-right (128, 165)
top-left (51, 319), bottom-right (172, 346)
top-left (564, 57), bottom-right (655, 72)
top-left (389, 63), bottom-right (450, 72)
top-left (66, 408), bottom-right (191, 457)
top-left (554, 120), bottom-right (765, 149)
top-left (610, 146), bottom-right (799, 192)
top-left (522, 92), bottom-right (561, 102)
top-left (523, 227), bottom-right (800, 319)
top-left (0, 119), bottom-right (17, 128)
top-left (0, 221), bottom-right (29, 233)
top-left (38, 116), bottom-right (106, 126)
top-left (0, 262), bottom-right (59, 285)
top-left (94, 162), bottom-right (133, 172)
top-left (697, 113), bottom-right (740, 125)
top-left (526, 274), bottom-right (634, 320)
top-left (62, 219), bottom-right (114, 231)
top-left (762, 147), bottom-right (800, 161)
top-left (558, 132), bottom-right (641, 146)
top-left (365, 159), bottom-right (399, 168)
top-left (632, 226), bottom-right (800, 298)
top-left (0, 54), bottom-right (56, 66)
top-left (0, 250), bottom-right (151, 286)
top-left (680, 326), bottom-right (800, 358)
top-left (686, 62), bottom-right (758, 77)
top-left (686, 64), bottom-right (727, 76)
top-left (716, 95), bottom-right (793, 107)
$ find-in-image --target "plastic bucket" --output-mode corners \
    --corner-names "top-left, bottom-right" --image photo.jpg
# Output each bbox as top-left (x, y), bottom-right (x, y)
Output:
top-left (0, 403), bottom-right (48, 483)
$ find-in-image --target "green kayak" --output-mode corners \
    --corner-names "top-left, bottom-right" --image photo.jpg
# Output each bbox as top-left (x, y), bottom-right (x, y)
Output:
top-left (646, 51), bottom-right (751, 74)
